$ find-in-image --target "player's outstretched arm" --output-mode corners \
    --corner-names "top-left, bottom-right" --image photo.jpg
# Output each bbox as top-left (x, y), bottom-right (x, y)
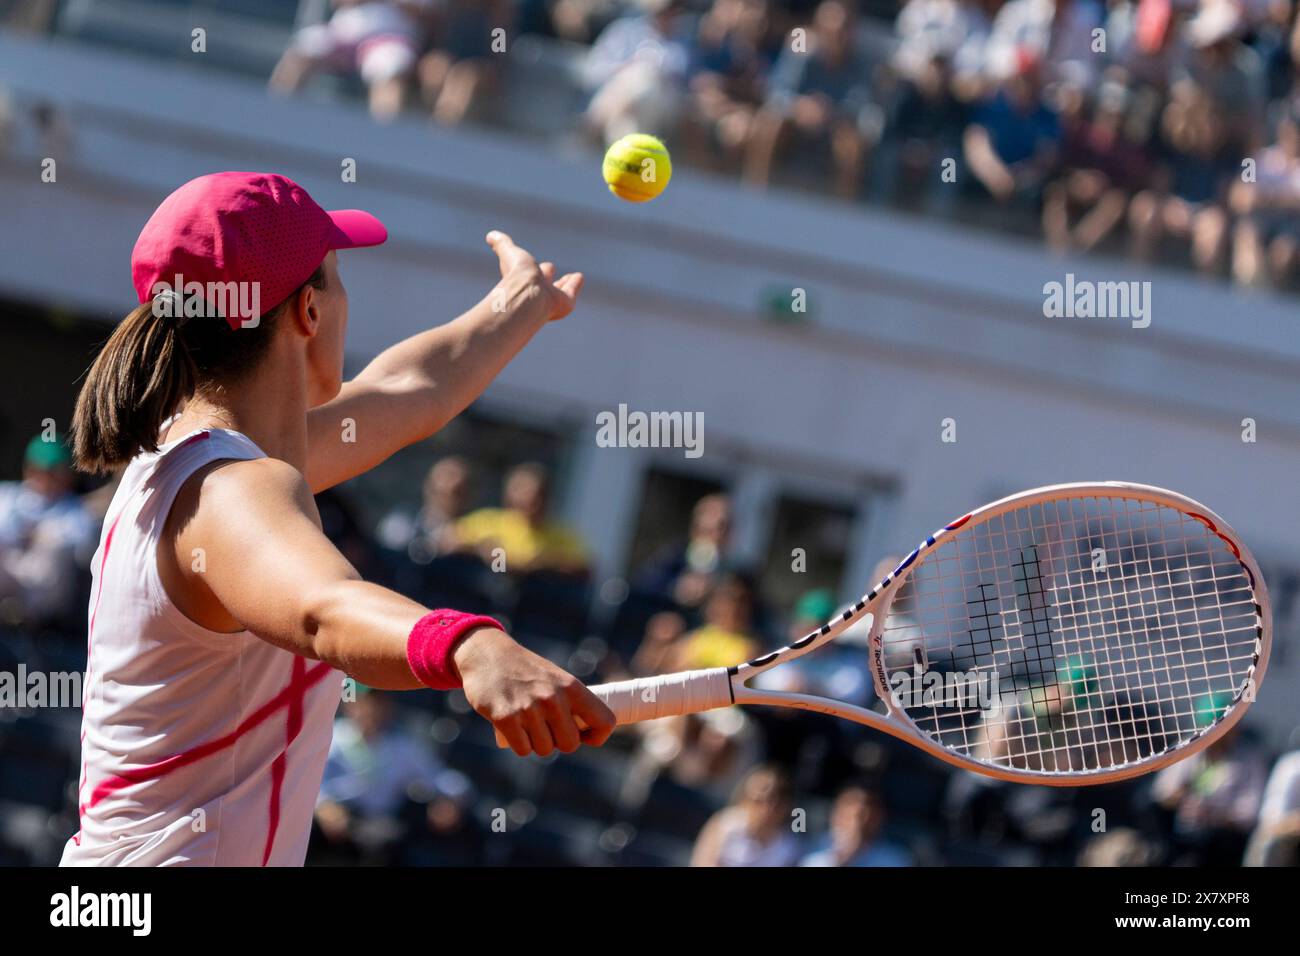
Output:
top-left (180, 456), bottom-right (613, 756)
top-left (304, 231), bottom-right (583, 493)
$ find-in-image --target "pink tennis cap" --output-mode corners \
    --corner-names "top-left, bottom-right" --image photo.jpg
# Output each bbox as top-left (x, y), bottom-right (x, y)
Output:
top-left (132, 171), bottom-right (387, 330)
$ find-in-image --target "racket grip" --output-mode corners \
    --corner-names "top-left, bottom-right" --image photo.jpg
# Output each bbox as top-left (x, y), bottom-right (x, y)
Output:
top-left (591, 667), bottom-right (734, 725)
top-left (493, 667), bottom-right (733, 748)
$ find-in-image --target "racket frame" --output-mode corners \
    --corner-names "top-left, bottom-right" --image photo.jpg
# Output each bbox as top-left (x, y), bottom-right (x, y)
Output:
top-left (702, 481), bottom-right (1269, 786)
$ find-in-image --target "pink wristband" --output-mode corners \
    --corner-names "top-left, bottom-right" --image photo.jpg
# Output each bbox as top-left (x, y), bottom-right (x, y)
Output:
top-left (407, 610), bottom-right (503, 690)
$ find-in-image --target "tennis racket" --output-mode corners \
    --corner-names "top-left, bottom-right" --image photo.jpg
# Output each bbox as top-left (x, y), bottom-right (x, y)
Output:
top-left (502, 482), bottom-right (1271, 785)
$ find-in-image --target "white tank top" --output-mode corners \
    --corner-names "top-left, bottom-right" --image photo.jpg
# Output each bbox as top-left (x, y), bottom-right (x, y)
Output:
top-left (61, 428), bottom-right (343, 866)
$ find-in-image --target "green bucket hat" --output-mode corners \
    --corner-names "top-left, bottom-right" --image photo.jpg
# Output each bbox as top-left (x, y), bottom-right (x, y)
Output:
top-left (24, 435), bottom-right (72, 470)
top-left (1056, 654), bottom-right (1100, 704)
top-left (1194, 690), bottom-right (1235, 730)
top-left (794, 589), bottom-right (837, 625)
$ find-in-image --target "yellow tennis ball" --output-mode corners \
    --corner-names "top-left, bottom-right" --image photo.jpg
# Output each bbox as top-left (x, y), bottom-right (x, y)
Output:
top-left (602, 133), bottom-right (672, 203)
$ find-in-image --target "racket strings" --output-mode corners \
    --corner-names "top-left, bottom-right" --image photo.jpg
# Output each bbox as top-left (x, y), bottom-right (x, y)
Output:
top-left (997, 500), bottom-right (1240, 769)
top-left (879, 495), bottom-right (1261, 774)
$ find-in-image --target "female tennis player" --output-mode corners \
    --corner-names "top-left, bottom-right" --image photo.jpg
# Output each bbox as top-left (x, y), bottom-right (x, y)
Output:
top-left (62, 171), bottom-right (614, 866)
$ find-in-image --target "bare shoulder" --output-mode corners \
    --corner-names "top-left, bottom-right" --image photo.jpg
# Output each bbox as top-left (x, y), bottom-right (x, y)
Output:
top-left (203, 456), bottom-right (313, 505)
top-left (173, 457), bottom-right (318, 540)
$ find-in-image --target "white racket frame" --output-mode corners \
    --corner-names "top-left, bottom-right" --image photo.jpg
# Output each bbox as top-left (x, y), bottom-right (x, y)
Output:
top-left (581, 482), bottom-right (1271, 786)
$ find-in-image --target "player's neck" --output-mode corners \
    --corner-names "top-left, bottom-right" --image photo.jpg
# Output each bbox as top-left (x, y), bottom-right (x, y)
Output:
top-left (169, 363), bottom-right (310, 471)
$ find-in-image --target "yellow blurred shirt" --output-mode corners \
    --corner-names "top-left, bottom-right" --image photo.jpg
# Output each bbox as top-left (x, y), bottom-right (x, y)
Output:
top-left (677, 624), bottom-right (760, 670)
top-left (454, 508), bottom-right (587, 570)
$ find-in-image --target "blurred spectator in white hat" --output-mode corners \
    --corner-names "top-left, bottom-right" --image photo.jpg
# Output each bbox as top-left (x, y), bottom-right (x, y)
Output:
top-left (1179, 0), bottom-right (1267, 150)
top-left (984, 0), bottom-right (1106, 88)
top-left (894, 0), bottom-right (992, 100)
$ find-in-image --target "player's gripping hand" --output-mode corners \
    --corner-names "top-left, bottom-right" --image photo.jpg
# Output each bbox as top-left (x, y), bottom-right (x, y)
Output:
top-left (486, 230), bottom-right (584, 323)
top-left (454, 626), bottom-right (615, 756)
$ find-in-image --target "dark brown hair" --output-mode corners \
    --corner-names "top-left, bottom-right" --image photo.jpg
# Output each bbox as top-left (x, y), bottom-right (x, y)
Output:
top-left (71, 265), bottom-right (327, 475)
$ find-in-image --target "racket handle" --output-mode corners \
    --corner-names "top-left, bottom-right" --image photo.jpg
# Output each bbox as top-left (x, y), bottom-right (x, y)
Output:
top-left (493, 667), bottom-right (733, 749)
top-left (591, 667), bottom-right (734, 724)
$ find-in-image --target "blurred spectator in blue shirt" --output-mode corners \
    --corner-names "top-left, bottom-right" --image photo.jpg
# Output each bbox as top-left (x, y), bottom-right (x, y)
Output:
top-left (0, 435), bottom-right (96, 625)
top-left (744, 0), bottom-right (882, 199)
top-left (682, 0), bottom-right (776, 172)
top-left (879, 0), bottom-right (986, 210)
top-left (963, 49), bottom-right (1061, 210)
top-left (878, 51), bottom-right (972, 208)
top-left (315, 689), bottom-right (474, 864)
top-left (752, 589), bottom-right (871, 708)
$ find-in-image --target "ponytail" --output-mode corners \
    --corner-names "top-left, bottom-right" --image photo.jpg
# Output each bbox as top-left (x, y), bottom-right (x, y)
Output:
top-left (71, 303), bottom-right (197, 475)
top-left (71, 262), bottom-right (327, 475)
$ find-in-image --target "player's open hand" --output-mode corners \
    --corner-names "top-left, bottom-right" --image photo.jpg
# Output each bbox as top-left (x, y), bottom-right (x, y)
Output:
top-left (486, 230), bottom-right (584, 323)
top-left (454, 625), bottom-right (615, 756)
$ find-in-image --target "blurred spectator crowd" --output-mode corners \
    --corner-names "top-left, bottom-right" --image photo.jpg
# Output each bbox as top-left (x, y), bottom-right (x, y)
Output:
top-left (262, 0), bottom-right (1300, 291)
top-left (1, 435), bottom-right (1298, 866)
